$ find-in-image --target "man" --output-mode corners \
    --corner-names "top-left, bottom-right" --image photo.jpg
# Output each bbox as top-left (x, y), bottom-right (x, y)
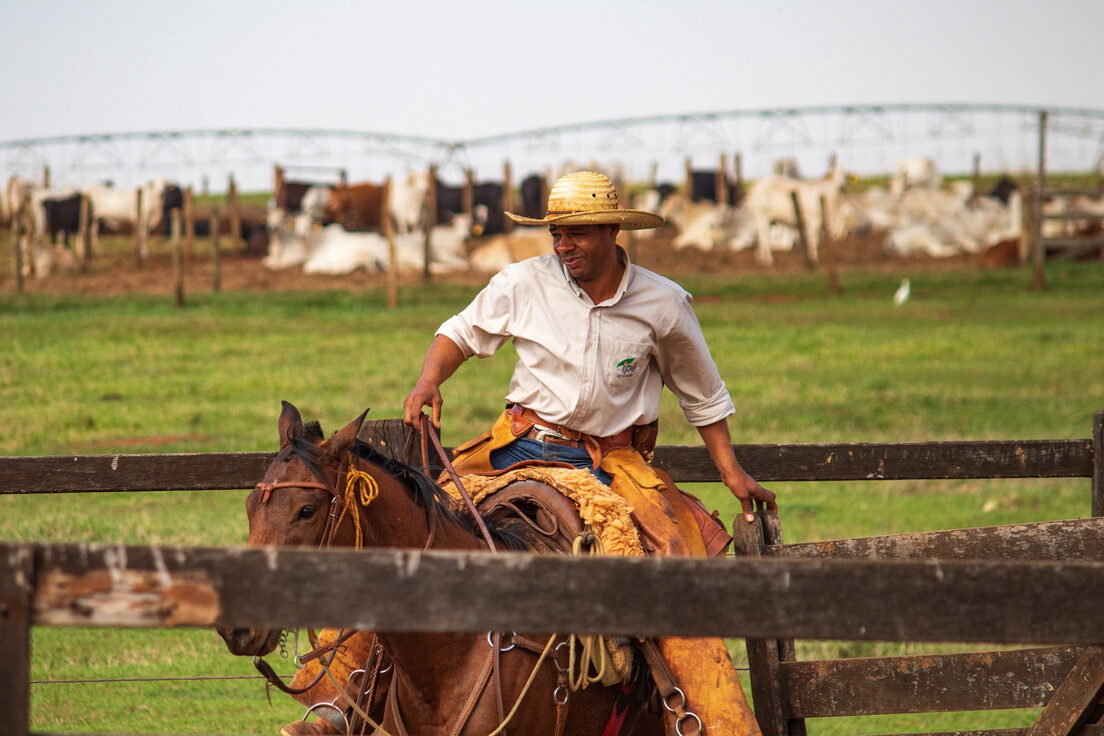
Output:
top-left (403, 171), bottom-right (775, 735)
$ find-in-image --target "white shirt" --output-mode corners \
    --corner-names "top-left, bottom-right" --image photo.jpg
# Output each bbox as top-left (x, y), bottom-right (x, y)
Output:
top-left (436, 250), bottom-right (736, 437)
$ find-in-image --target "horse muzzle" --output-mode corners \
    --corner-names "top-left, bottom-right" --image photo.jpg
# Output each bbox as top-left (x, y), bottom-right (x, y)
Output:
top-left (216, 625), bottom-right (282, 657)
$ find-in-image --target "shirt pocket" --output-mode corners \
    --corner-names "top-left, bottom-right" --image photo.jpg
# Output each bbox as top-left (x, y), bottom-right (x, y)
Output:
top-left (603, 339), bottom-right (651, 392)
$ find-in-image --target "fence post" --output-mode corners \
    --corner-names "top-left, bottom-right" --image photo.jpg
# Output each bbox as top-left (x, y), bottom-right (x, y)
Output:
top-left (383, 177), bottom-right (398, 309)
top-left (717, 153), bottom-right (728, 205)
top-left (228, 175), bottom-right (241, 253)
top-left (12, 208), bottom-right (24, 293)
top-left (171, 209), bottom-right (184, 308)
top-left (1093, 410), bottom-right (1103, 518)
top-left (211, 207), bottom-right (222, 293)
top-left (684, 158), bottom-right (693, 200)
top-left (134, 188), bottom-right (147, 265)
top-left (183, 186), bottom-right (195, 258)
top-left (791, 190), bottom-right (816, 270)
top-left (77, 194), bottom-right (91, 270)
top-left (0, 545), bottom-right (33, 736)
top-left (463, 168), bottom-right (474, 216)
top-left (1034, 109), bottom-right (1048, 290)
top-left (732, 512), bottom-right (794, 736)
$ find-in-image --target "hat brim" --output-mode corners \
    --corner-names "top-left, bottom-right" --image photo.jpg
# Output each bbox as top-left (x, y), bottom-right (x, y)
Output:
top-left (505, 209), bottom-right (665, 231)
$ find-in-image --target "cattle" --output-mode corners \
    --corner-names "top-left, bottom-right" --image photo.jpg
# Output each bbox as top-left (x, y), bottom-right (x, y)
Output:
top-left (39, 193), bottom-right (84, 246)
top-left (890, 157), bottom-right (941, 196)
top-left (745, 166), bottom-right (853, 265)
top-left (435, 178), bottom-right (506, 236)
top-left (689, 170), bottom-right (739, 205)
top-left (388, 170), bottom-right (431, 234)
top-left (275, 180), bottom-right (315, 213)
top-left (324, 182), bottom-right (385, 231)
top-left (519, 174), bottom-right (546, 219)
top-left (989, 176), bottom-right (1019, 205)
top-left (469, 226), bottom-right (554, 274)
top-left (302, 225), bottom-right (389, 274)
top-left (2, 175), bottom-right (35, 226)
top-left (84, 179), bottom-right (170, 233)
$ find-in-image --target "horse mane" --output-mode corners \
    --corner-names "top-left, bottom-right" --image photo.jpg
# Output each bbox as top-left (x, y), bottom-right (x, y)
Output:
top-left (348, 440), bottom-right (553, 553)
top-left (277, 420), bottom-right (331, 484)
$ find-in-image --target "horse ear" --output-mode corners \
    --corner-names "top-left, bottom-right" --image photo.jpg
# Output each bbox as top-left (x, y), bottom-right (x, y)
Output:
top-left (326, 407), bottom-right (371, 456)
top-left (278, 401), bottom-right (303, 450)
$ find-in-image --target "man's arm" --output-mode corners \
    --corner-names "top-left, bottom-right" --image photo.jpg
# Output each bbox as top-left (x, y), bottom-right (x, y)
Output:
top-left (696, 418), bottom-right (777, 524)
top-left (403, 335), bottom-right (467, 428)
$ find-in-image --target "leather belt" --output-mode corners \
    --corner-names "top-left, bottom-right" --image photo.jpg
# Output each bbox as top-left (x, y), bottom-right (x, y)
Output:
top-left (508, 404), bottom-right (655, 469)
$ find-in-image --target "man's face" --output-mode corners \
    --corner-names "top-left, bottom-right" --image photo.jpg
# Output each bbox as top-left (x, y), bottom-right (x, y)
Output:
top-left (548, 223), bottom-right (620, 283)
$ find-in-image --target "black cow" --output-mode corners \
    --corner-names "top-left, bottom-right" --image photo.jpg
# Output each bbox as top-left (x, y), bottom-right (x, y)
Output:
top-left (690, 170), bottom-right (740, 205)
top-left (434, 179), bottom-right (506, 236)
top-left (276, 181), bottom-right (313, 213)
top-left (519, 174), bottom-right (546, 219)
top-left (40, 194), bottom-right (83, 246)
top-left (989, 176), bottom-right (1019, 205)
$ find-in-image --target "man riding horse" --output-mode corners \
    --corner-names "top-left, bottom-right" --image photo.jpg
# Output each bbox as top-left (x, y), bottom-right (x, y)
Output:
top-left (402, 170), bottom-right (777, 736)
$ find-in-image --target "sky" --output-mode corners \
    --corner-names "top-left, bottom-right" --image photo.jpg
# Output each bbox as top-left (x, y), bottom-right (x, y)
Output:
top-left (3, 0), bottom-right (1103, 184)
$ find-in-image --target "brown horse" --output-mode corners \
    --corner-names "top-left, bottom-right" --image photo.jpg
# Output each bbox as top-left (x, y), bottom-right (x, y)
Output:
top-left (219, 402), bottom-right (664, 736)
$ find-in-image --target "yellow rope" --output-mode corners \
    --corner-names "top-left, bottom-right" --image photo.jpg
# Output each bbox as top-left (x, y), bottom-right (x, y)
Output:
top-left (566, 529), bottom-right (615, 691)
top-left (332, 467), bottom-right (378, 550)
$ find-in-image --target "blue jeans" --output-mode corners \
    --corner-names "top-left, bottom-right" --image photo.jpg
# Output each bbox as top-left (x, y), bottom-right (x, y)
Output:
top-left (490, 437), bottom-right (614, 487)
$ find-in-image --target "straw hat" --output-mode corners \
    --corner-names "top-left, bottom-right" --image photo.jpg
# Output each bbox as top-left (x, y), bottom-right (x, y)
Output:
top-left (505, 171), bottom-right (665, 230)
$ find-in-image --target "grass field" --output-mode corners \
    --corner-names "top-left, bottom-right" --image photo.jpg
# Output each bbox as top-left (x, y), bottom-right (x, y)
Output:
top-left (2, 257), bottom-right (1103, 735)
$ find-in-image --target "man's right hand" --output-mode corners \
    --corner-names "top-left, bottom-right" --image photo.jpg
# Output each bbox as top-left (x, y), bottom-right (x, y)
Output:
top-left (403, 380), bottom-right (443, 429)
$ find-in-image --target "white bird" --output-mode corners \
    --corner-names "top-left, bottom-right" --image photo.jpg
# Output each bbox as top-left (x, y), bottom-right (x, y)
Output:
top-left (893, 278), bottom-right (911, 306)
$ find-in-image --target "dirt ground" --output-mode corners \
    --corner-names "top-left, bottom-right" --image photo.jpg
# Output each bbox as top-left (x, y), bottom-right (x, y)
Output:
top-left (3, 225), bottom-right (982, 298)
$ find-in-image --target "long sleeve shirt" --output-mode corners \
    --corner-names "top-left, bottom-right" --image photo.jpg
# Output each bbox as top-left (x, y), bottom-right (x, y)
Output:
top-left (436, 249), bottom-right (735, 438)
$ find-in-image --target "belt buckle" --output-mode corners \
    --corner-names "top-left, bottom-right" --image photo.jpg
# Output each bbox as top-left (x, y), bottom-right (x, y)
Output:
top-left (534, 428), bottom-right (571, 443)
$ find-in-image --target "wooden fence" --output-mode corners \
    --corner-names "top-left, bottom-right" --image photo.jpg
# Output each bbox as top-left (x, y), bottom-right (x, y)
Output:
top-left (2, 410), bottom-right (1102, 736)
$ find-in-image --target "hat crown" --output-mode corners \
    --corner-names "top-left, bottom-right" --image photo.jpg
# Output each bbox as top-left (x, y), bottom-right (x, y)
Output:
top-left (545, 171), bottom-right (619, 216)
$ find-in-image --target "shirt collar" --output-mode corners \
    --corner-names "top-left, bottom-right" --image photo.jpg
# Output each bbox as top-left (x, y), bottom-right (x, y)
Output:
top-left (559, 246), bottom-right (633, 307)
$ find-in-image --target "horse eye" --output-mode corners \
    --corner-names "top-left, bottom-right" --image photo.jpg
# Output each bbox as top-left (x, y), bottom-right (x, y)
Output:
top-left (297, 506), bottom-right (316, 520)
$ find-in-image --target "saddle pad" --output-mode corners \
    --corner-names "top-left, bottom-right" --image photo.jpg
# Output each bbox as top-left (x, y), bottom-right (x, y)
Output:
top-left (441, 466), bottom-right (646, 557)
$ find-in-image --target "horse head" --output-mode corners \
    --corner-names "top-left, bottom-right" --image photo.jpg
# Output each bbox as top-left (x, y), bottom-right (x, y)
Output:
top-left (217, 401), bottom-right (368, 656)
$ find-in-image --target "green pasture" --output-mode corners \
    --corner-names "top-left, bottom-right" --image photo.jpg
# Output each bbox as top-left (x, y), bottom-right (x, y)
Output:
top-left (1, 258), bottom-right (1103, 735)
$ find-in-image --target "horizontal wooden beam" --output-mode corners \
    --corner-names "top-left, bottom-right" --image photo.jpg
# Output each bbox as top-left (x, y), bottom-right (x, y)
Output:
top-left (766, 517), bottom-right (1104, 562)
top-left (0, 438), bottom-right (1094, 494)
top-left (781, 646), bottom-right (1083, 717)
top-left (14, 542), bottom-right (1104, 644)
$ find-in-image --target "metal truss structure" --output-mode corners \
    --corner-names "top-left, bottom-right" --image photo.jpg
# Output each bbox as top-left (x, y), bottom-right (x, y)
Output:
top-left (2, 103), bottom-right (1102, 193)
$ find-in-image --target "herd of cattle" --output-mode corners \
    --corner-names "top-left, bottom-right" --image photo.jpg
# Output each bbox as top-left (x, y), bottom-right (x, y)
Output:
top-left (4, 156), bottom-right (1103, 279)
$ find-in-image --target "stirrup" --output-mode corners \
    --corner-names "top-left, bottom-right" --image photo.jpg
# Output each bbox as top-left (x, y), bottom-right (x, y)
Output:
top-left (302, 702), bottom-right (348, 732)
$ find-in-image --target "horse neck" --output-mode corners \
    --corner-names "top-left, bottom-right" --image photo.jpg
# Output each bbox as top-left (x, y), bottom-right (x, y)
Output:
top-left (342, 456), bottom-right (486, 553)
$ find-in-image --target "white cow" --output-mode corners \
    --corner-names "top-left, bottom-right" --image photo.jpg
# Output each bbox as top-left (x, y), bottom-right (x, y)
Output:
top-left (890, 157), bottom-right (942, 196)
top-left (2, 175), bottom-right (35, 226)
top-left (469, 226), bottom-right (554, 274)
top-left (302, 225), bottom-right (390, 274)
top-left (745, 167), bottom-right (852, 265)
top-left (83, 179), bottom-right (170, 258)
top-left (389, 170), bottom-right (432, 234)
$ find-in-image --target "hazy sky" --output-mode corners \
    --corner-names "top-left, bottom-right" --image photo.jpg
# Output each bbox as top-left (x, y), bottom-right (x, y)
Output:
top-left (3, 0), bottom-right (1103, 143)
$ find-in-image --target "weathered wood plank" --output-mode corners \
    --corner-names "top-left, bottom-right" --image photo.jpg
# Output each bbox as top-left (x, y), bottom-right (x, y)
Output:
top-left (765, 518), bottom-right (1104, 562)
top-left (0, 546), bottom-right (33, 736)
top-left (781, 646), bottom-right (1083, 718)
top-left (2, 438), bottom-right (1094, 495)
top-left (18, 543), bottom-right (1104, 643)
top-left (0, 452), bottom-right (276, 494)
top-left (1026, 646), bottom-right (1104, 736)
top-left (654, 440), bottom-right (1094, 482)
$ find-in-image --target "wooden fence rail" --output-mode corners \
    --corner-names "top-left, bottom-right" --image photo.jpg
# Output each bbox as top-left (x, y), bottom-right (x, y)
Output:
top-left (2, 409), bottom-right (1103, 736)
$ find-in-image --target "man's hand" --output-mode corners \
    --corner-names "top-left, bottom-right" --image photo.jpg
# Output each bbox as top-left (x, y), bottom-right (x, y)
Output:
top-left (726, 474), bottom-right (777, 524)
top-left (403, 380), bottom-right (443, 428)
top-left (403, 335), bottom-right (468, 429)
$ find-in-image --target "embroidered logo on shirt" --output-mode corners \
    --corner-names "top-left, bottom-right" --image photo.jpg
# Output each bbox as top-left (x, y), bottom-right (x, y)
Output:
top-left (616, 357), bottom-right (637, 379)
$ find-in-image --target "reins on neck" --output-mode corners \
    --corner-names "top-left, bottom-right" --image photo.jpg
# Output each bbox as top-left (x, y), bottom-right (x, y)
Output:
top-left (419, 414), bottom-right (498, 553)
